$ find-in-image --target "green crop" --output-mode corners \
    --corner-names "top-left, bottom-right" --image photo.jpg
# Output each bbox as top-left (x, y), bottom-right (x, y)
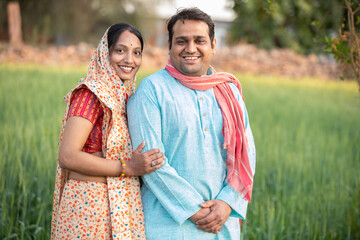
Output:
top-left (0, 65), bottom-right (359, 239)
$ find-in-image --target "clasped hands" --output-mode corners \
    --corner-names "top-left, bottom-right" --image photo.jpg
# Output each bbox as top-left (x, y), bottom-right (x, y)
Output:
top-left (189, 199), bottom-right (232, 234)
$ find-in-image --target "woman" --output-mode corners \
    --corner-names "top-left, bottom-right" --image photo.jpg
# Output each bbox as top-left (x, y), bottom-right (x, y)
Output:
top-left (51, 23), bottom-right (164, 239)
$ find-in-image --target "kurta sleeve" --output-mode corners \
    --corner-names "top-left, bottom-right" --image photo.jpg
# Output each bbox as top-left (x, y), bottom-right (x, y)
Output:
top-left (127, 79), bottom-right (205, 225)
top-left (216, 83), bottom-right (256, 219)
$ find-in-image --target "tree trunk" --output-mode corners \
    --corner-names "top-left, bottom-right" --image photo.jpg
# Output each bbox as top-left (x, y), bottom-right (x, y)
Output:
top-left (7, 2), bottom-right (23, 47)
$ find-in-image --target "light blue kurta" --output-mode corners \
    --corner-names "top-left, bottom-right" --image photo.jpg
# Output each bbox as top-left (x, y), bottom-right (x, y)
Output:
top-left (127, 69), bottom-right (256, 240)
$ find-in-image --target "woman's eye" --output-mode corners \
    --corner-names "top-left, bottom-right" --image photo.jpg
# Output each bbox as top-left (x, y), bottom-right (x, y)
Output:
top-left (134, 51), bottom-right (142, 56)
top-left (116, 49), bottom-right (124, 53)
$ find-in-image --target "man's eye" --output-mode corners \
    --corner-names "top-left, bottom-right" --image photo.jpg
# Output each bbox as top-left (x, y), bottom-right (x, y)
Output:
top-left (196, 40), bottom-right (205, 44)
top-left (176, 41), bottom-right (185, 45)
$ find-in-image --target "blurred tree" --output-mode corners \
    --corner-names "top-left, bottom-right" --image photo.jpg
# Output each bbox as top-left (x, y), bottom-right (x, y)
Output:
top-left (324, 0), bottom-right (360, 90)
top-left (0, 0), bottom-right (168, 45)
top-left (229, 0), bottom-right (346, 54)
top-left (0, 1), bottom-right (9, 41)
top-left (6, 1), bottom-right (23, 46)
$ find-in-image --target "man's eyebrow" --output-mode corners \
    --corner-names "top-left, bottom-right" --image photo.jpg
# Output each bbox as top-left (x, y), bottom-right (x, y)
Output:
top-left (175, 35), bottom-right (207, 40)
top-left (175, 36), bottom-right (187, 40)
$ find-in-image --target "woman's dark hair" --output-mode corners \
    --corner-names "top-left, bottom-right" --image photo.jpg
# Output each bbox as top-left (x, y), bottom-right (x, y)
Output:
top-left (107, 23), bottom-right (144, 52)
top-left (167, 8), bottom-right (215, 49)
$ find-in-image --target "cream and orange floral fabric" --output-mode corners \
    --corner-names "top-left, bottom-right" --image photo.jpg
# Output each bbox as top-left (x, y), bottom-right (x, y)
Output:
top-left (53, 180), bottom-right (112, 239)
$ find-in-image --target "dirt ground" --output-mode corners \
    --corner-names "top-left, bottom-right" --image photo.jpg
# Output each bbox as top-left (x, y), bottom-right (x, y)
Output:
top-left (0, 42), bottom-right (341, 80)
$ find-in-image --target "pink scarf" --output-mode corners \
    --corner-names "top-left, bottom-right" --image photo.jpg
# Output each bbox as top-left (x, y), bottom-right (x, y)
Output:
top-left (165, 59), bottom-right (253, 202)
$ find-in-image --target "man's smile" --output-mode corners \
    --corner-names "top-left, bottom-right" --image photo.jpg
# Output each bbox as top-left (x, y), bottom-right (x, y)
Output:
top-left (182, 56), bottom-right (201, 63)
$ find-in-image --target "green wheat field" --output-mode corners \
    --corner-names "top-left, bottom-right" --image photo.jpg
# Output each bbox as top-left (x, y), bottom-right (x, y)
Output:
top-left (0, 65), bottom-right (359, 239)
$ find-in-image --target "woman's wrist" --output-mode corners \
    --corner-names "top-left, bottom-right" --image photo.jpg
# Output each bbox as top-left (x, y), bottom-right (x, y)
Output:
top-left (119, 158), bottom-right (126, 177)
top-left (122, 158), bottom-right (133, 177)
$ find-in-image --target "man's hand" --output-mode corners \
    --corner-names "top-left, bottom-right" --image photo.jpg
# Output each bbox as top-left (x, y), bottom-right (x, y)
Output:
top-left (189, 207), bottom-right (211, 223)
top-left (195, 200), bottom-right (232, 234)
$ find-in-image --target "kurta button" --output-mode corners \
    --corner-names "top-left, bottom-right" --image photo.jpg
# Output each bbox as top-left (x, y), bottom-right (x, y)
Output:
top-left (199, 97), bottom-right (203, 101)
top-left (204, 127), bottom-right (208, 131)
top-left (202, 113), bottom-right (206, 117)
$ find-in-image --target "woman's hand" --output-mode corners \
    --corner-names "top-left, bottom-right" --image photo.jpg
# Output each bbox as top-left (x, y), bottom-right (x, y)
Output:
top-left (126, 141), bottom-right (165, 176)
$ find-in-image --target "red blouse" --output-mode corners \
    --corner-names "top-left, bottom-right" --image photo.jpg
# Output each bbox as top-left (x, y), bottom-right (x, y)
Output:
top-left (67, 88), bottom-right (104, 153)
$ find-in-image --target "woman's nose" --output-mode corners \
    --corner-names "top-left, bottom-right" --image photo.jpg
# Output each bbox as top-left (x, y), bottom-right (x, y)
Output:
top-left (124, 52), bottom-right (134, 63)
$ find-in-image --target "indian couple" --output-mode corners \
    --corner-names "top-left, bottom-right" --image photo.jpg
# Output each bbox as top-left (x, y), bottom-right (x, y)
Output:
top-left (51, 7), bottom-right (256, 240)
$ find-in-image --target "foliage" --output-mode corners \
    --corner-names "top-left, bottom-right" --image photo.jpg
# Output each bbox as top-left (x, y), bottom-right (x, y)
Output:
top-left (323, 0), bottom-right (360, 90)
top-left (0, 65), bottom-right (359, 239)
top-left (1, 0), bottom-right (166, 45)
top-left (230, 0), bottom-right (346, 54)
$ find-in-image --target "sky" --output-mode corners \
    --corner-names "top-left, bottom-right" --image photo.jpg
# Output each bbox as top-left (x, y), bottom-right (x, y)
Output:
top-left (156, 0), bottom-right (236, 22)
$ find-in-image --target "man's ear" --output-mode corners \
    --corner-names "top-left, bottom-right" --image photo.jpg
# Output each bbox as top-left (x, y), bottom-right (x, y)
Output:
top-left (212, 38), bottom-right (217, 54)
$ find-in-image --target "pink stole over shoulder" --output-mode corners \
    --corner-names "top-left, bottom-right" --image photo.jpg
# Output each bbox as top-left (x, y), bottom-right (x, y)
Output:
top-left (165, 59), bottom-right (253, 202)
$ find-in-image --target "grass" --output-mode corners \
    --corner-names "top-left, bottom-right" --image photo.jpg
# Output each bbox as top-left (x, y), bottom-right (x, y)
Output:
top-left (239, 74), bottom-right (360, 239)
top-left (0, 65), bottom-right (359, 239)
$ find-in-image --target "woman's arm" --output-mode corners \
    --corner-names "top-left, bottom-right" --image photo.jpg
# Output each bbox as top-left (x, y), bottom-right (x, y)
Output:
top-left (58, 116), bottom-right (165, 177)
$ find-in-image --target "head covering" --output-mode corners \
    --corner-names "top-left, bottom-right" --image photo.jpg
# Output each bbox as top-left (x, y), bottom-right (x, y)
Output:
top-left (51, 27), bottom-right (145, 239)
top-left (165, 59), bottom-right (253, 202)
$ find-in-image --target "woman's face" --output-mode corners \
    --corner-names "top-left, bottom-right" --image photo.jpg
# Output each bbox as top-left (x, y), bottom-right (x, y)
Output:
top-left (109, 30), bottom-right (142, 81)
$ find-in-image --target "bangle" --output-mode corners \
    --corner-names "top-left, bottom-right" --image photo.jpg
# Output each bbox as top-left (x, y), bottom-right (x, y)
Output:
top-left (120, 159), bottom-right (126, 177)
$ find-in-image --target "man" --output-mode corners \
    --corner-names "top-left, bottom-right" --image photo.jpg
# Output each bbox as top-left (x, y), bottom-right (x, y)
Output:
top-left (127, 8), bottom-right (256, 240)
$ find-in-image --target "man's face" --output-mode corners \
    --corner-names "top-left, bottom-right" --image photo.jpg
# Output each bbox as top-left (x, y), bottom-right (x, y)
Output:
top-left (169, 20), bottom-right (216, 77)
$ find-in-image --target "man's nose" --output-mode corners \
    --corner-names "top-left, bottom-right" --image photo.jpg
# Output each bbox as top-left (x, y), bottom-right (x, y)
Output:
top-left (185, 41), bottom-right (196, 53)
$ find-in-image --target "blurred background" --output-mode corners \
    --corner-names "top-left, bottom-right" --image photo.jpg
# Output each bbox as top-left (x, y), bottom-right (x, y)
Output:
top-left (1, 0), bottom-right (358, 79)
top-left (0, 0), bottom-right (359, 239)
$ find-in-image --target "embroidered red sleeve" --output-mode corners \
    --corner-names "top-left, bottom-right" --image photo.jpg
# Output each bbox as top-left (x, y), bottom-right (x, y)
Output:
top-left (68, 88), bottom-right (103, 125)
